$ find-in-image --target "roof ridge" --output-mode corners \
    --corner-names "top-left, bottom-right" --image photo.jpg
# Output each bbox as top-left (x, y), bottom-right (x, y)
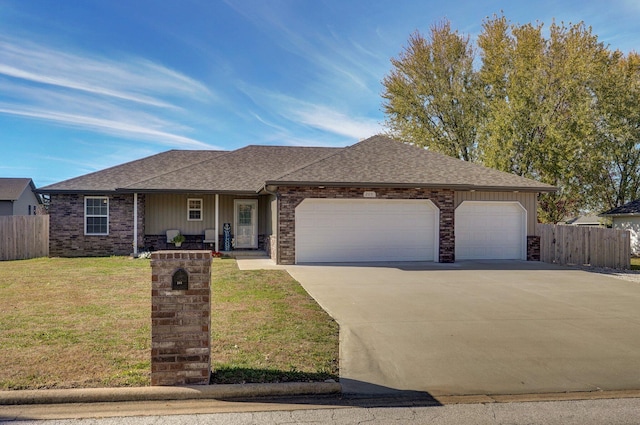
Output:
top-left (260, 144), bottom-right (349, 188)
top-left (118, 149), bottom-right (233, 190)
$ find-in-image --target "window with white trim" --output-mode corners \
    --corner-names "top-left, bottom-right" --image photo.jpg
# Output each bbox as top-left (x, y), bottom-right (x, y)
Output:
top-left (188, 198), bottom-right (203, 221)
top-left (85, 196), bottom-right (109, 235)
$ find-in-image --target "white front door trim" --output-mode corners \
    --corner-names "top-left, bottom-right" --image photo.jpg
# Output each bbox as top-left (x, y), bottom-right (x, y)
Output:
top-left (234, 199), bottom-right (258, 248)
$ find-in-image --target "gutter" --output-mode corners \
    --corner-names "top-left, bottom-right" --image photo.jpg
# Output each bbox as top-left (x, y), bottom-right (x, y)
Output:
top-left (263, 181), bottom-right (557, 193)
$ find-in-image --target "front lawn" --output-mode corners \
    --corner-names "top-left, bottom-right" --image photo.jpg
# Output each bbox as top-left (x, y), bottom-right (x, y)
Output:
top-left (209, 259), bottom-right (338, 384)
top-left (631, 257), bottom-right (640, 270)
top-left (0, 257), bottom-right (338, 390)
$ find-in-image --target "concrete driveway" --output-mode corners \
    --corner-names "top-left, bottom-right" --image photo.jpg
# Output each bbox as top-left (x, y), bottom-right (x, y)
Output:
top-left (286, 261), bottom-right (640, 396)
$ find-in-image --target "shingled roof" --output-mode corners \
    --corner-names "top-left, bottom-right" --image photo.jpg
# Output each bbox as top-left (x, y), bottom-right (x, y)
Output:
top-left (38, 150), bottom-right (227, 193)
top-left (38, 135), bottom-right (555, 194)
top-left (267, 135), bottom-right (555, 192)
top-left (601, 199), bottom-right (640, 216)
top-left (0, 178), bottom-right (38, 201)
top-left (119, 145), bottom-right (339, 193)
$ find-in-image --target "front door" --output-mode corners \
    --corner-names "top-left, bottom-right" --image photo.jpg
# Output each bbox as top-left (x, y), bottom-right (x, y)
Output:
top-left (234, 199), bottom-right (258, 248)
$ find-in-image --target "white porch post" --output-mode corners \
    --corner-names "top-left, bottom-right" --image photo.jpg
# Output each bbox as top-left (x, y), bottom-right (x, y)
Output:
top-left (215, 194), bottom-right (219, 252)
top-left (133, 192), bottom-right (138, 255)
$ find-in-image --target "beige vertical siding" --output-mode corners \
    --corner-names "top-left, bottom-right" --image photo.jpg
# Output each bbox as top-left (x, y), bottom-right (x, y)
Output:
top-left (454, 191), bottom-right (538, 234)
top-left (145, 193), bottom-right (270, 236)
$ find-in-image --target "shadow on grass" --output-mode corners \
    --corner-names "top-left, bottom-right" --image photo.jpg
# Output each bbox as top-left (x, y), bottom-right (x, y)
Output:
top-left (210, 367), bottom-right (338, 385)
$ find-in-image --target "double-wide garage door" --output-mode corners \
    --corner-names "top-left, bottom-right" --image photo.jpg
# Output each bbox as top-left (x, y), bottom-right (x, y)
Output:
top-left (455, 201), bottom-right (526, 260)
top-left (295, 199), bottom-right (439, 263)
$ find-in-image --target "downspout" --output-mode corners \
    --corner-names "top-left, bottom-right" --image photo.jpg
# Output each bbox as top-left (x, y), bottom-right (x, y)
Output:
top-left (133, 193), bottom-right (138, 256)
top-left (215, 194), bottom-right (219, 252)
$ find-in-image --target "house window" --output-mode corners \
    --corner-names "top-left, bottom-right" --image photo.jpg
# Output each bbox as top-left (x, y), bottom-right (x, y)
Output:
top-left (188, 198), bottom-right (203, 221)
top-left (238, 204), bottom-right (252, 225)
top-left (85, 197), bottom-right (109, 235)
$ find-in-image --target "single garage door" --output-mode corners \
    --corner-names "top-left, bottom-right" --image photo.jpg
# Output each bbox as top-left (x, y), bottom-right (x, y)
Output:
top-left (455, 201), bottom-right (526, 260)
top-left (296, 199), bottom-right (439, 263)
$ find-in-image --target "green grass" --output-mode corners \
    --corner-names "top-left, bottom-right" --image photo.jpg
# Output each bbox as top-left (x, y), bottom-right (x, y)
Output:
top-left (209, 259), bottom-right (338, 384)
top-left (0, 257), bottom-right (151, 390)
top-left (0, 256), bottom-right (338, 390)
top-left (631, 257), bottom-right (640, 270)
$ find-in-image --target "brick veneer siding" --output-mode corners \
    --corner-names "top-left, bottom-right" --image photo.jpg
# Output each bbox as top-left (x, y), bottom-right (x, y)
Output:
top-left (150, 251), bottom-right (211, 386)
top-left (49, 193), bottom-right (145, 257)
top-left (276, 187), bottom-right (455, 265)
top-left (527, 235), bottom-right (541, 261)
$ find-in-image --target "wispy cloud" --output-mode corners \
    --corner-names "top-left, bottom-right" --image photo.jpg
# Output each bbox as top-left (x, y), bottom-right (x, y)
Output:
top-left (224, 1), bottom-right (386, 94)
top-left (287, 104), bottom-right (382, 139)
top-left (0, 106), bottom-right (211, 149)
top-left (0, 36), bottom-right (216, 149)
top-left (238, 83), bottom-right (381, 140)
top-left (0, 37), bottom-right (213, 105)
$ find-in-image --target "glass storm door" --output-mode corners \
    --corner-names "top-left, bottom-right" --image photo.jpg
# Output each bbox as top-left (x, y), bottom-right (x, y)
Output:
top-left (234, 199), bottom-right (258, 248)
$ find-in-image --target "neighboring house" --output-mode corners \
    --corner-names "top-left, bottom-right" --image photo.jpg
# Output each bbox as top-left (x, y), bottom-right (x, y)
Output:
top-left (563, 215), bottom-right (604, 227)
top-left (0, 178), bottom-right (42, 216)
top-left (37, 135), bottom-right (555, 264)
top-left (600, 199), bottom-right (640, 256)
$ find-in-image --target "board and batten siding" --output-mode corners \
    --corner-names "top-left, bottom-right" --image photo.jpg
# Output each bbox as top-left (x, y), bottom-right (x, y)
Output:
top-left (454, 191), bottom-right (537, 235)
top-left (145, 193), bottom-right (271, 236)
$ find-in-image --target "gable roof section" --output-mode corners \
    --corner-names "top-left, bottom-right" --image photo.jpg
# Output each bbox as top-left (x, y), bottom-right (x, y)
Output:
top-left (601, 199), bottom-right (640, 216)
top-left (38, 135), bottom-right (555, 194)
top-left (267, 135), bottom-right (556, 192)
top-left (37, 150), bottom-right (227, 193)
top-left (0, 178), bottom-right (38, 201)
top-left (119, 145), bottom-right (339, 193)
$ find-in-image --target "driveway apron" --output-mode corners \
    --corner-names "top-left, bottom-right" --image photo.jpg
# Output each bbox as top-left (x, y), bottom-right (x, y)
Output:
top-left (286, 261), bottom-right (640, 396)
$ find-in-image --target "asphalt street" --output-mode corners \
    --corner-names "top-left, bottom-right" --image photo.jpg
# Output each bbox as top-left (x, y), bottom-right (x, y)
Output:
top-left (3, 396), bottom-right (640, 424)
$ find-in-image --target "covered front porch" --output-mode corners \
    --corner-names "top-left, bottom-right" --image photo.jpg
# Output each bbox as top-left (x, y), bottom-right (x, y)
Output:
top-left (133, 192), bottom-right (276, 257)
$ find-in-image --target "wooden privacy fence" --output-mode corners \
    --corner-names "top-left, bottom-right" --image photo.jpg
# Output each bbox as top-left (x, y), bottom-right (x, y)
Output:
top-left (537, 223), bottom-right (630, 269)
top-left (0, 215), bottom-right (49, 261)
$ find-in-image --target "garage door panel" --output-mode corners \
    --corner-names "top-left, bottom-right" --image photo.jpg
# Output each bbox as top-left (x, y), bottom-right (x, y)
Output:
top-left (455, 202), bottom-right (526, 260)
top-left (296, 199), bottom-right (438, 263)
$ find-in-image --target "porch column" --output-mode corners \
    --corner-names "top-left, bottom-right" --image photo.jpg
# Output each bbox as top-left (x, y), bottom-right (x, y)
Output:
top-left (133, 192), bottom-right (138, 256)
top-left (214, 194), bottom-right (219, 252)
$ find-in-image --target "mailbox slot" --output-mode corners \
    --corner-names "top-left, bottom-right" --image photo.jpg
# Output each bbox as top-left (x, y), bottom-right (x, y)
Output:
top-left (172, 268), bottom-right (189, 290)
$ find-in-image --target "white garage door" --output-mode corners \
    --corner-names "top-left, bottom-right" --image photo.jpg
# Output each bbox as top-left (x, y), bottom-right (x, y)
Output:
top-left (296, 199), bottom-right (439, 263)
top-left (455, 201), bottom-right (526, 260)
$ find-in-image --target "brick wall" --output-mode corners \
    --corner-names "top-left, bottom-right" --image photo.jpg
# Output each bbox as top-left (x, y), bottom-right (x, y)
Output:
top-left (150, 251), bottom-right (211, 386)
top-left (527, 235), bottom-right (541, 261)
top-left (49, 193), bottom-right (145, 257)
top-left (276, 186), bottom-right (455, 265)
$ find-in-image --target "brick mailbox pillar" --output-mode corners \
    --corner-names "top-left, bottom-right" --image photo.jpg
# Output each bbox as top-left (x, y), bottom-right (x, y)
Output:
top-left (151, 251), bottom-right (211, 386)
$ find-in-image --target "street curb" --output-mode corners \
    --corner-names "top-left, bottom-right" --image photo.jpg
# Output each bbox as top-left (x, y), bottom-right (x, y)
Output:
top-left (0, 382), bottom-right (342, 405)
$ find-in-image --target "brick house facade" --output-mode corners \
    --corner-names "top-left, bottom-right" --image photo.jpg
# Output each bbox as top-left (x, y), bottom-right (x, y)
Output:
top-left (49, 193), bottom-right (144, 257)
top-left (276, 186), bottom-right (455, 265)
top-left (39, 136), bottom-right (554, 261)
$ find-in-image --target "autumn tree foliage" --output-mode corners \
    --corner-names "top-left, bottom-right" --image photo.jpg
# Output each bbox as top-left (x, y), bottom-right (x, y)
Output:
top-left (382, 15), bottom-right (640, 222)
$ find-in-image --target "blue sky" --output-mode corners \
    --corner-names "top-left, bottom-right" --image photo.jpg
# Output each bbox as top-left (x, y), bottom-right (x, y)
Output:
top-left (1, 0), bottom-right (639, 187)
